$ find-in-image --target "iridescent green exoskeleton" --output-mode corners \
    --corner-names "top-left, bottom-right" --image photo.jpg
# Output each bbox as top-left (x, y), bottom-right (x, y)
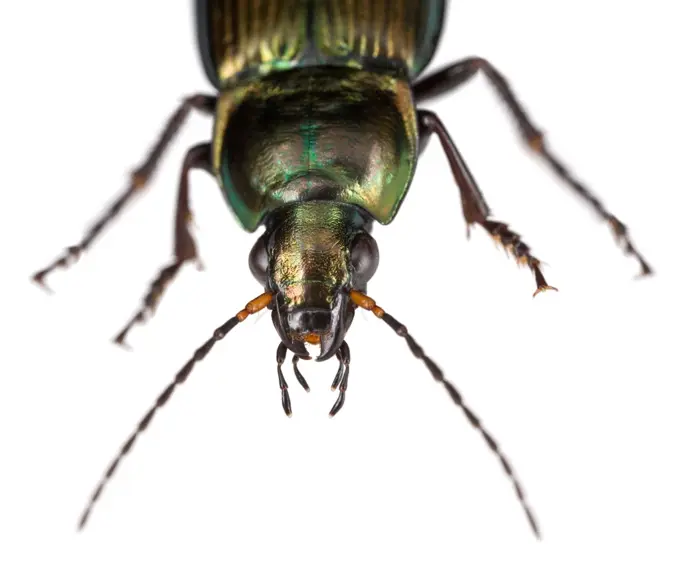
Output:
top-left (33, 0), bottom-right (651, 535)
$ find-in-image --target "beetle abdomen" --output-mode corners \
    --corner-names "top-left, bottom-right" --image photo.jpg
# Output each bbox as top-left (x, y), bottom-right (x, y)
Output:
top-left (213, 67), bottom-right (418, 232)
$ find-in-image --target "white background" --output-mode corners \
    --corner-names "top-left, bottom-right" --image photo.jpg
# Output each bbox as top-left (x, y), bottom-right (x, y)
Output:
top-left (1, 1), bottom-right (679, 579)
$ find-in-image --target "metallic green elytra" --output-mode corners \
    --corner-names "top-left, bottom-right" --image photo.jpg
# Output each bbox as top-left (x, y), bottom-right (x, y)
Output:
top-left (196, 0), bottom-right (446, 87)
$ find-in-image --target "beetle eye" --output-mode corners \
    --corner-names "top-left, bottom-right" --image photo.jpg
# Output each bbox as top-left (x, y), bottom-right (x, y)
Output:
top-left (248, 234), bottom-right (269, 285)
top-left (350, 232), bottom-right (379, 288)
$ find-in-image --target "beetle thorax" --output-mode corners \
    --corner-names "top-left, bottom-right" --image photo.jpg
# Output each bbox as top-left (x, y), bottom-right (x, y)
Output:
top-left (213, 67), bottom-right (418, 232)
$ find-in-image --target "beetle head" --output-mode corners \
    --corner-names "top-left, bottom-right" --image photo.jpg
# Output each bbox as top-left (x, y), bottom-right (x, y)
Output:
top-left (248, 203), bottom-right (379, 360)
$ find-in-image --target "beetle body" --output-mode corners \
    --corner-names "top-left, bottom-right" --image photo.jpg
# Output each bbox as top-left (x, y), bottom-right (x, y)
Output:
top-left (197, 0), bottom-right (444, 359)
top-left (33, 1), bottom-right (651, 534)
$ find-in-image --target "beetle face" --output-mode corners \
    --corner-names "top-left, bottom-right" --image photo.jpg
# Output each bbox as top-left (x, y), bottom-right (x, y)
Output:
top-left (248, 204), bottom-right (380, 360)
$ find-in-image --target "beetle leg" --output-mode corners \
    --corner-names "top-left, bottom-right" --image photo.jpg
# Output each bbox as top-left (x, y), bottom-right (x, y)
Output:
top-left (418, 110), bottom-right (556, 296)
top-left (329, 342), bottom-right (350, 417)
top-left (113, 143), bottom-right (212, 346)
top-left (413, 57), bottom-right (651, 276)
top-left (32, 94), bottom-right (216, 289)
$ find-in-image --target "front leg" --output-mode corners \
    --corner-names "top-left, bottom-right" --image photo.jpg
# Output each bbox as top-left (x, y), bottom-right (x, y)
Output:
top-left (413, 57), bottom-right (651, 276)
top-left (418, 110), bottom-right (556, 297)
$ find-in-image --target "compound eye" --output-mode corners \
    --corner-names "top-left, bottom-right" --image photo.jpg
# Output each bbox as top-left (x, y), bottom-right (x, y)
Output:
top-left (350, 232), bottom-right (379, 288)
top-left (248, 234), bottom-right (269, 285)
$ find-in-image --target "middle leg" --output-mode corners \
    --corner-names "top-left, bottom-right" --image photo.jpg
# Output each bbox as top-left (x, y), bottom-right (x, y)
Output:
top-left (113, 142), bottom-right (212, 346)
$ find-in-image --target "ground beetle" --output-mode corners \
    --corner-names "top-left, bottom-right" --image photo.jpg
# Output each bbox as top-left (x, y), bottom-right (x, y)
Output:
top-left (32, 1), bottom-right (651, 535)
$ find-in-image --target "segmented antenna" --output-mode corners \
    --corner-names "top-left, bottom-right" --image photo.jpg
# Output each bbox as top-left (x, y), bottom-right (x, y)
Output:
top-left (77, 291), bottom-right (273, 530)
top-left (349, 290), bottom-right (541, 538)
